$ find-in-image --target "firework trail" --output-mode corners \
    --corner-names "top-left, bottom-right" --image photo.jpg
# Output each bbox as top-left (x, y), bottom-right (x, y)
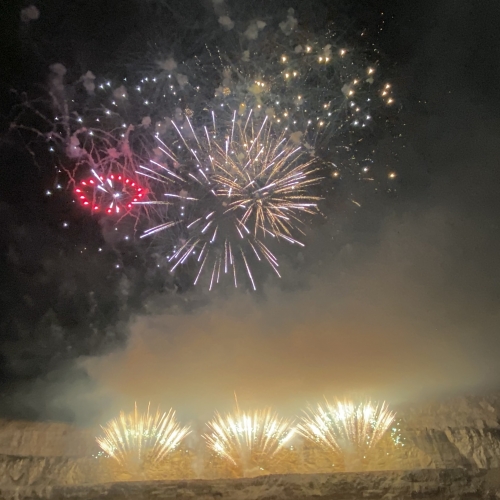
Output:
top-left (10, 66), bottom-right (159, 225)
top-left (297, 399), bottom-right (395, 470)
top-left (96, 403), bottom-right (191, 476)
top-left (203, 405), bottom-right (295, 477)
top-left (138, 110), bottom-right (321, 290)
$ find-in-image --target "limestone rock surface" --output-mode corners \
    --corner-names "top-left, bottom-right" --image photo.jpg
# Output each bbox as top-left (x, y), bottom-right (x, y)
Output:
top-left (0, 420), bottom-right (95, 457)
top-left (1, 469), bottom-right (500, 500)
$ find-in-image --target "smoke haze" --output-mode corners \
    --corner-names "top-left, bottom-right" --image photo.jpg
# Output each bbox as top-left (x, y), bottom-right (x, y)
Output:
top-left (2, 0), bottom-right (500, 426)
top-left (80, 202), bottom-right (499, 424)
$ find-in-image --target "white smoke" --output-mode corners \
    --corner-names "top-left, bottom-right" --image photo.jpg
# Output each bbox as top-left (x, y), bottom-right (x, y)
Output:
top-left (218, 15), bottom-right (235, 31)
top-left (112, 85), bottom-right (128, 100)
top-left (80, 71), bottom-right (96, 95)
top-left (49, 63), bottom-right (66, 94)
top-left (244, 20), bottom-right (266, 40)
top-left (157, 58), bottom-right (177, 71)
top-left (175, 73), bottom-right (189, 89)
top-left (20, 5), bottom-right (40, 23)
top-left (279, 8), bottom-right (298, 36)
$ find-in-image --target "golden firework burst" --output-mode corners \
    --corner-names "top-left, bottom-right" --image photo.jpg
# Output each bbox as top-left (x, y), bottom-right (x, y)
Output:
top-left (203, 406), bottom-right (295, 477)
top-left (297, 399), bottom-right (395, 470)
top-left (96, 403), bottom-right (191, 478)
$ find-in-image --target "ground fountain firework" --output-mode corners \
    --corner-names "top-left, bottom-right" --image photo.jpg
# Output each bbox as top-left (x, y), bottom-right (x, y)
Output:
top-left (96, 399), bottom-right (399, 480)
top-left (96, 403), bottom-right (191, 480)
top-left (203, 406), bottom-right (295, 477)
top-left (297, 400), bottom-right (396, 471)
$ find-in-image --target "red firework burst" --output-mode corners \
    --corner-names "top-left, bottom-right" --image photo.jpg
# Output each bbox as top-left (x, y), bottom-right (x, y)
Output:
top-left (74, 172), bottom-right (147, 215)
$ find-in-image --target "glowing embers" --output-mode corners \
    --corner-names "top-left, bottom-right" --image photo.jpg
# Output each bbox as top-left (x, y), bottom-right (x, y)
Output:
top-left (74, 171), bottom-right (147, 214)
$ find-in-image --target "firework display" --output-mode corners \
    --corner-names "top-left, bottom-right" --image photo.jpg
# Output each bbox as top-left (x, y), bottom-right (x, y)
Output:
top-left (134, 13), bottom-right (395, 142)
top-left (96, 403), bottom-right (191, 476)
top-left (138, 110), bottom-right (320, 289)
top-left (9, 6), bottom-right (399, 289)
top-left (96, 399), bottom-right (404, 479)
top-left (297, 400), bottom-right (396, 469)
top-left (75, 172), bottom-right (147, 214)
top-left (207, 35), bottom-right (394, 148)
top-left (203, 406), bottom-right (295, 476)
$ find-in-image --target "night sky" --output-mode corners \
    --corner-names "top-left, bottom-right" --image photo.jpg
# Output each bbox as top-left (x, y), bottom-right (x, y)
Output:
top-left (1, 0), bottom-right (500, 425)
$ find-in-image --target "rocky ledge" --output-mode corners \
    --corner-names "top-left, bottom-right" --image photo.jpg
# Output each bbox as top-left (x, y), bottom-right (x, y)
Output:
top-left (3, 468), bottom-right (500, 500)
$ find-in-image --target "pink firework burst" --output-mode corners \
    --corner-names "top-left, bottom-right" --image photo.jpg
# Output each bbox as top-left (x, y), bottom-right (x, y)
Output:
top-left (75, 171), bottom-right (148, 215)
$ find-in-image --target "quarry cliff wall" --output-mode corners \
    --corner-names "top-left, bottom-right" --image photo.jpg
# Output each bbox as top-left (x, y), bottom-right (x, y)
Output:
top-left (1, 394), bottom-right (500, 465)
top-left (0, 420), bottom-right (96, 458)
top-left (1, 392), bottom-right (500, 494)
top-left (2, 468), bottom-right (500, 500)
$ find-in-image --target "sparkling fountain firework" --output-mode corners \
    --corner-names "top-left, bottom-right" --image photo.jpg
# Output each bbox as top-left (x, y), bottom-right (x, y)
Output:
top-left (203, 406), bottom-right (295, 477)
top-left (138, 110), bottom-right (321, 290)
top-left (96, 403), bottom-right (191, 477)
top-left (297, 399), bottom-right (395, 470)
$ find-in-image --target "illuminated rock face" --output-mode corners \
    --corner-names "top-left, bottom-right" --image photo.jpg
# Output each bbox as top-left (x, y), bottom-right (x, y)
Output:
top-left (0, 420), bottom-right (96, 457)
top-left (400, 393), bottom-right (500, 469)
top-left (2, 469), bottom-right (500, 500)
top-left (1, 393), bottom-right (500, 495)
top-left (0, 455), bottom-right (91, 490)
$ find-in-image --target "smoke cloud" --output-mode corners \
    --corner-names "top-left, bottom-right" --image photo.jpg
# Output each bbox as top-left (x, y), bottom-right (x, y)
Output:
top-left (79, 199), bottom-right (498, 424)
top-left (3, 0), bottom-right (500, 428)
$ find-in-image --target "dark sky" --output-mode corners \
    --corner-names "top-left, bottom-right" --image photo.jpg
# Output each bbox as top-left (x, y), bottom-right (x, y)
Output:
top-left (1, 0), bottom-right (500, 425)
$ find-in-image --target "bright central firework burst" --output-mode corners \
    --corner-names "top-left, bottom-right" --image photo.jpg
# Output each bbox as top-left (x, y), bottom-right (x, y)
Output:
top-left (203, 406), bottom-right (295, 477)
top-left (139, 110), bottom-right (321, 290)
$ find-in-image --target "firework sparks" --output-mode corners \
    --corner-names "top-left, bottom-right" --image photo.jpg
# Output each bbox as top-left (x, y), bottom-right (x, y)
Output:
top-left (96, 403), bottom-right (191, 475)
top-left (203, 26), bottom-right (396, 147)
top-left (208, 112), bottom-right (319, 238)
top-left (139, 110), bottom-right (321, 290)
top-left (203, 406), bottom-right (295, 476)
top-left (9, 8), bottom-right (399, 286)
top-left (297, 399), bottom-right (395, 470)
top-left (75, 172), bottom-right (147, 214)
